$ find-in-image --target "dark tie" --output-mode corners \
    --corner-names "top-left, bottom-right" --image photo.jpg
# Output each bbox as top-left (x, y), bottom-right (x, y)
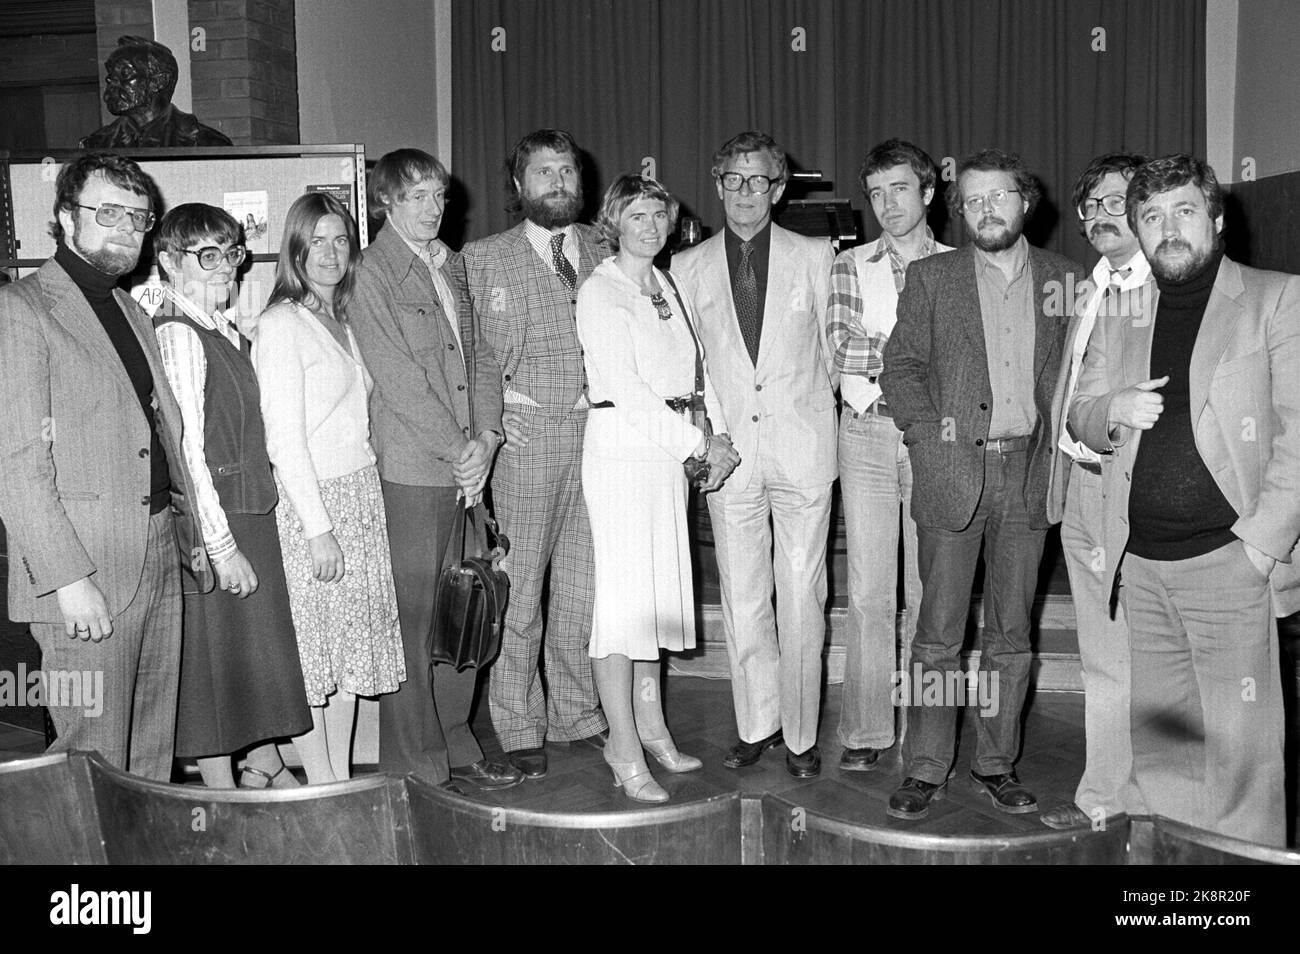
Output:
top-left (735, 240), bottom-right (760, 365)
top-left (551, 232), bottom-right (577, 290)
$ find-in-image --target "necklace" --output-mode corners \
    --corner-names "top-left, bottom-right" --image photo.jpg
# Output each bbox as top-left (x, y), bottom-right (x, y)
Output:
top-left (649, 291), bottom-right (672, 321)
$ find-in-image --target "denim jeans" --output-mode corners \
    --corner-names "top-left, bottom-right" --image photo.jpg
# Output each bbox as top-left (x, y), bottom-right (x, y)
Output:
top-left (904, 447), bottom-right (1046, 783)
top-left (837, 407), bottom-right (921, 750)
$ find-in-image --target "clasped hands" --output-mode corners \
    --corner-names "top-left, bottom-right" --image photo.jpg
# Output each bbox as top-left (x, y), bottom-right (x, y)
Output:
top-left (695, 432), bottom-right (741, 493)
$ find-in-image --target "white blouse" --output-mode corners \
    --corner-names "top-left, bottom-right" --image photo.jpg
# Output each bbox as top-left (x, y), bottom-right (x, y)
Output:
top-left (577, 257), bottom-right (728, 462)
top-left (251, 301), bottom-right (376, 539)
top-left (154, 286), bottom-right (243, 563)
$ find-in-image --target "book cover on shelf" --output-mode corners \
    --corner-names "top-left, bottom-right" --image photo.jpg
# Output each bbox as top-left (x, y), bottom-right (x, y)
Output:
top-left (223, 190), bottom-right (270, 254)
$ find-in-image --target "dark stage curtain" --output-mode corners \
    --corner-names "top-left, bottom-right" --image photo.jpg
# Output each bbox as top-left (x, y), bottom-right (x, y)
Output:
top-left (450, 0), bottom-right (1205, 267)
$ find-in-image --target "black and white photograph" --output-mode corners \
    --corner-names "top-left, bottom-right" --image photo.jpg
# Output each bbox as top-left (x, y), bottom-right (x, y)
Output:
top-left (0, 0), bottom-right (1297, 905)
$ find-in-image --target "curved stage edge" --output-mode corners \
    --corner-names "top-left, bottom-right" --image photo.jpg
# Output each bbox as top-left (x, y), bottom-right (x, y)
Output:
top-left (3, 750), bottom-right (1299, 865)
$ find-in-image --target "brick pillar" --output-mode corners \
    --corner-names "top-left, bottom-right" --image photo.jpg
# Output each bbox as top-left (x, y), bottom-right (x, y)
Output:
top-left (188, 0), bottom-right (299, 145)
top-left (94, 0), bottom-right (154, 125)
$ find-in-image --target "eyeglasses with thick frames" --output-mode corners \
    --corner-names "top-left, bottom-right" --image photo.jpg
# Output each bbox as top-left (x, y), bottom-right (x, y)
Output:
top-left (717, 172), bottom-right (776, 195)
top-left (1077, 193), bottom-right (1128, 221)
top-left (183, 245), bottom-right (248, 270)
top-left (961, 188), bottom-right (1022, 214)
top-left (76, 202), bottom-right (156, 232)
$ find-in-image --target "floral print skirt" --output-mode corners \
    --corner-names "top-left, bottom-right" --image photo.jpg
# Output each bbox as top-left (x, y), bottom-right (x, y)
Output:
top-left (275, 465), bottom-right (406, 705)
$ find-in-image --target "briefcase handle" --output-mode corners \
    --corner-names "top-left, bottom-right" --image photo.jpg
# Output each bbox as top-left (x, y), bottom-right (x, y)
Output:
top-left (452, 501), bottom-right (510, 570)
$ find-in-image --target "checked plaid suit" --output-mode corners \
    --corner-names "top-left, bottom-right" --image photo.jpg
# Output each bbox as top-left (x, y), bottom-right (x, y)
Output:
top-left (462, 222), bottom-right (608, 750)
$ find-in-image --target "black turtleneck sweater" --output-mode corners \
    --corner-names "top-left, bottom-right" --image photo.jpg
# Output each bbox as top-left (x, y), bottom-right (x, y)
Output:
top-left (1127, 246), bottom-right (1237, 560)
top-left (55, 243), bottom-right (171, 512)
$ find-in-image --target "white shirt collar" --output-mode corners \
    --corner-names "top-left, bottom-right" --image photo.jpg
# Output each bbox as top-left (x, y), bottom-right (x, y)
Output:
top-left (1090, 249), bottom-right (1151, 290)
top-left (162, 284), bottom-right (239, 341)
top-left (525, 219), bottom-right (574, 260)
top-left (398, 232), bottom-right (450, 271)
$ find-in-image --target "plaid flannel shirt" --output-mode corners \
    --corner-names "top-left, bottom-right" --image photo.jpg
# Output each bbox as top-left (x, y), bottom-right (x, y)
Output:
top-left (827, 227), bottom-right (939, 380)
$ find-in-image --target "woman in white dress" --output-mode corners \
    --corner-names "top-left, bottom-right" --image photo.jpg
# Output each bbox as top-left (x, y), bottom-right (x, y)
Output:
top-left (252, 193), bottom-right (406, 783)
top-left (577, 175), bottom-right (739, 802)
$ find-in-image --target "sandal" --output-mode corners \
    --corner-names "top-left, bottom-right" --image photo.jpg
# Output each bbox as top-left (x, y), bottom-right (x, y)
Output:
top-left (239, 764), bottom-right (289, 789)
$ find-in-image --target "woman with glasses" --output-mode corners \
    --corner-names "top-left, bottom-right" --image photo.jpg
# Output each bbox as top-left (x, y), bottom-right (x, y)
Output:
top-left (577, 174), bottom-right (739, 802)
top-left (252, 193), bottom-right (405, 784)
top-left (153, 203), bottom-right (310, 788)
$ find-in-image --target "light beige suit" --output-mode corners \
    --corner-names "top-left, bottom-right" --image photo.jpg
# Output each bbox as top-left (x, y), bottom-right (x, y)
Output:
top-left (1070, 254), bottom-right (1300, 846)
top-left (672, 224), bottom-right (836, 753)
top-left (1070, 256), bottom-right (1300, 610)
top-left (1045, 258), bottom-right (1145, 819)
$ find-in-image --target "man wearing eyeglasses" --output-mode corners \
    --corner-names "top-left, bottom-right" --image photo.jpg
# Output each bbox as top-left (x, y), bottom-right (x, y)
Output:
top-left (1039, 153), bottom-right (1149, 830)
top-left (672, 131), bottom-right (836, 778)
top-left (880, 149), bottom-right (1083, 819)
top-left (0, 152), bottom-right (208, 779)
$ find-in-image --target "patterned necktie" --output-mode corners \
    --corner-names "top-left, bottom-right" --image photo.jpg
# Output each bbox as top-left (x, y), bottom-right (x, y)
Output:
top-left (551, 232), bottom-right (577, 290)
top-left (735, 240), bottom-right (760, 364)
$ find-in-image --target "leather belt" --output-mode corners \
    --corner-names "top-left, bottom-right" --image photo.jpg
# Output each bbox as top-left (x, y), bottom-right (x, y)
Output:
top-left (1073, 458), bottom-right (1102, 475)
top-left (851, 398), bottom-right (891, 418)
top-left (588, 395), bottom-right (694, 412)
top-left (983, 435), bottom-right (1030, 454)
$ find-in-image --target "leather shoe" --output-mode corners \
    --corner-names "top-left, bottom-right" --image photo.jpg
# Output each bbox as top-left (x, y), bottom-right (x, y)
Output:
top-left (887, 776), bottom-right (947, 820)
top-left (839, 747), bottom-right (882, 772)
top-left (722, 729), bottom-right (784, 768)
top-left (786, 745), bottom-right (821, 778)
top-left (969, 770), bottom-right (1038, 814)
top-left (1040, 802), bottom-right (1105, 830)
top-left (506, 747), bottom-right (548, 779)
top-left (449, 759), bottom-right (525, 791)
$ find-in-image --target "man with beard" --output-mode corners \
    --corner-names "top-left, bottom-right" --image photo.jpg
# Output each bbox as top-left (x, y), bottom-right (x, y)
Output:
top-left (81, 36), bottom-right (231, 148)
top-left (1070, 155), bottom-right (1300, 846)
top-left (462, 130), bottom-right (608, 778)
top-left (880, 149), bottom-right (1082, 819)
top-left (0, 153), bottom-right (207, 779)
top-left (1041, 153), bottom-right (1149, 830)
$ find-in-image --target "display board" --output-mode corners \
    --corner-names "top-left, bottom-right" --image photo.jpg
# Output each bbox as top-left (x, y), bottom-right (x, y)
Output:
top-left (1, 144), bottom-right (367, 322)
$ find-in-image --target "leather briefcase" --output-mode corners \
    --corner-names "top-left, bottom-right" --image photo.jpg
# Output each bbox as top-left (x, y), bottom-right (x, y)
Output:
top-left (430, 503), bottom-right (510, 671)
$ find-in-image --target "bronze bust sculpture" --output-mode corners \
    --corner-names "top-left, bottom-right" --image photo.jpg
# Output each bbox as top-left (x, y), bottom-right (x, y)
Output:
top-left (80, 36), bottom-right (233, 148)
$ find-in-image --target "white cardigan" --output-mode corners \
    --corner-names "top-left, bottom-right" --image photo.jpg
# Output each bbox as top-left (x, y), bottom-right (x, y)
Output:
top-left (251, 301), bottom-right (376, 539)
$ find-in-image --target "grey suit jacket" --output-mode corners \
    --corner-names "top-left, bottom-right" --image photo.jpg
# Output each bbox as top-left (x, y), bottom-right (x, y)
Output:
top-left (462, 221), bottom-right (605, 412)
top-left (1069, 255), bottom-right (1300, 615)
top-left (350, 225), bottom-right (504, 487)
top-left (881, 243), bottom-right (1084, 531)
top-left (671, 223), bottom-right (837, 491)
top-left (0, 258), bottom-right (209, 623)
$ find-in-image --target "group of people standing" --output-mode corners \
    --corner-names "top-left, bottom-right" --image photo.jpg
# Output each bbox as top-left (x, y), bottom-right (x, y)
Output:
top-left (2, 126), bottom-right (1296, 847)
top-left (831, 139), bottom-right (1298, 849)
